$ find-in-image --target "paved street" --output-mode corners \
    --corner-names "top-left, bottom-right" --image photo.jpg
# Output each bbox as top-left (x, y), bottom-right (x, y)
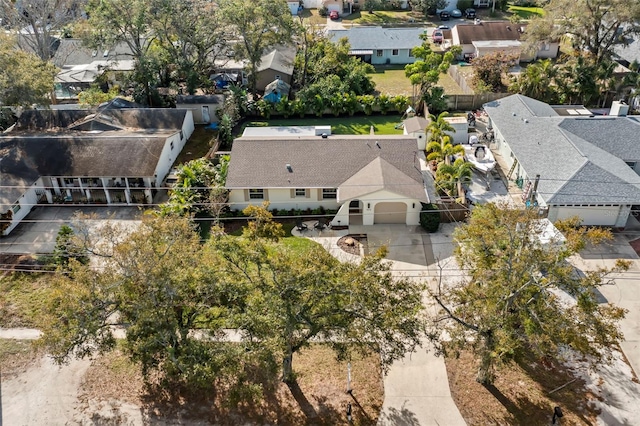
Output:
top-left (0, 206), bottom-right (143, 255)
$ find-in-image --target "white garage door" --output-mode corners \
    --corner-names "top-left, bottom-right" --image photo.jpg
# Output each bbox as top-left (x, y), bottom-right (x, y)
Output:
top-left (374, 202), bottom-right (407, 224)
top-left (554, 206), bottom-right (621, 226)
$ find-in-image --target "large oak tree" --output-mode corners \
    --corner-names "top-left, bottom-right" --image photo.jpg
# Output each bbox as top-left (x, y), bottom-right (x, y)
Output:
top-left (429, 203), bottom-right (628, 384)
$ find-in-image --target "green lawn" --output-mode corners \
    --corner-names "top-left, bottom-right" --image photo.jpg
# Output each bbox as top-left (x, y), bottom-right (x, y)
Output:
top-left (369, 65), bottom-right (414, 97)
top-left (507, 4), bottom-right (545, 19)
top-left (244, 115), bottom-right (405, 135)
top-left (175, 125), bottom-right (217, 165)
top-left (298, 8), bottom-right (326, 26)
top-left (342, 10), bottom-right (426, 26)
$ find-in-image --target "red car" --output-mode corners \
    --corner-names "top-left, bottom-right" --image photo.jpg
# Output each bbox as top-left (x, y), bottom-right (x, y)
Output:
top-left (329, 10), bottom-right (339, 20)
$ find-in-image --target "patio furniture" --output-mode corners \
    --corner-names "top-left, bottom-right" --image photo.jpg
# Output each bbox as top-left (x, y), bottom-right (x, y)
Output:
top-left (296, 218), bottom-right (308, 232)
top-left (314, 218), bottom-right (331, 231)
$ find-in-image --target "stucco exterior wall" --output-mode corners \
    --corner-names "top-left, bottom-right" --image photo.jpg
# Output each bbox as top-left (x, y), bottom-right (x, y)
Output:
top-left (370, 48), bottom-right (417, 65)
top-left (229, 188), bottom-right (340, 212)
top-left (333, 189), bottom-right (421, 226)
top-left (256, 70), bottom-right (293, 93)
top-left (176, 104), bottom-right (220, 124)
top-left (2, 182), bottom-right (40, 236)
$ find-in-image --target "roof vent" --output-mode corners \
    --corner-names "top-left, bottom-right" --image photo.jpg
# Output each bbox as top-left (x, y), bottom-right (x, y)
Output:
top-left (321, 133), bottom-right (328, 139)
top-left (286, 163), bottom-right (293, 173)
top-left (375, 141), bottom-right (381, 149)
top-left (523, 118), bottom-right (528, 123)
top-left (506, 26), bottom-right (511, 31)
top-left (512, 112), bottom-right (517, 116)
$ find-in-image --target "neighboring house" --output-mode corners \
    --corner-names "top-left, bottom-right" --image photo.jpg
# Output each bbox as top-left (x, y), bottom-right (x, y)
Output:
top-left (226, 130), bottom-right (436, 226)
top-left (474, 0), bottom-right (490, 7)
top-left (452, 21), bottom-right (559, 62)
top-left (327, 27), bottom-right (425, 64)
top-left (484, 94), bottom-right (640, 227)
top-left (52, 39), bottom-right (137, 100)
top-left (0, 102), bottom-right (194, 235)
top-left (176, 95), bottom-right (225, 124)
top-left (256, 46), bottom-right (297, 92)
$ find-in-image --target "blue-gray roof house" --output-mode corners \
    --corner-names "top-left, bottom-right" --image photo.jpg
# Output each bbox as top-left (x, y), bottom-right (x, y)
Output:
top-left (327, 27), bottom-right (426, 65)
top-left (484, 94), bottom-right (640, 227)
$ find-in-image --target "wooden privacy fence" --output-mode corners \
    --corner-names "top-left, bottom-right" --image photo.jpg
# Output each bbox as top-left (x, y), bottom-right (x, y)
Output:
top-left (445, 93), bottom-right (510, 111)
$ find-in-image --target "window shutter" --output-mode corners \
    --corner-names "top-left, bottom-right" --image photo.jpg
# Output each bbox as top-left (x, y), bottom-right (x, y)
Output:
top-left (317, 189), bottom-right (322, 200)
top-left (264, 189), bottom-right (269, 201)
top-left (244, 189), bottom-right (249, 201)
top-left (290, 189), bottom-right (295, 198)
top-left (305, 189), bottom-right (310, 198)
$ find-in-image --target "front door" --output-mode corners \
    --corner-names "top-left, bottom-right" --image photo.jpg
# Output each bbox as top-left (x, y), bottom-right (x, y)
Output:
top-left (202, 105), bottom-right (210, 123)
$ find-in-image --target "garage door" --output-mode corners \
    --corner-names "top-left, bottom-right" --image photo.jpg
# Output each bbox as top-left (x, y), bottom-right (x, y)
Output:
top-left (374, 202), bottom-right (407, 224)
top-left (554, 206), bottom-right (621, 226)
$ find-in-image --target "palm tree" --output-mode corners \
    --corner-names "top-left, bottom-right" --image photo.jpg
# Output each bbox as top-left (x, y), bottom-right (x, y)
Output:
top-left (435, 158), bottom-right (473, 203)
top-left (426, 111), bottom-right (455, 144)
top-left (510, 59), bottom-right (559, 104)
top-left (426, 135), bottom-right (465, 166)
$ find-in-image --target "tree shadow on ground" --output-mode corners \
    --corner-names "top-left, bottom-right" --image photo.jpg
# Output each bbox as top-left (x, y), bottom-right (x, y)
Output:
top-left (138, 375), bottom-right (353, 425)
top-left (446, 350), bottom-right (599, 425)
top-left (377, 400), bottom-right (420, 426)
top-left (492, 355), bottom-right (596, 425)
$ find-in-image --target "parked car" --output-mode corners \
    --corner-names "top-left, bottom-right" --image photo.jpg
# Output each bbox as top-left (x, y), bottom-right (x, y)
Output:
top-left (329, 10), bottom-right (339, 20)
top-left (432, 30), bottom-right (444, 44)
top-left (465, 8), bottom-right (477, 18)
top-left (439, 10), bottom-right (450, 20)
top-left (437, 25), bottom-right (450, 30)
top-left (451, 8), bottom-right (462, 18)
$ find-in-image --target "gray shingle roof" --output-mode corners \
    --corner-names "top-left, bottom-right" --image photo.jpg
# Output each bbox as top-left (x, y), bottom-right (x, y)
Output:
top-left (454, 21), bottom-right (525, 45)
top-left (484, 94), bottom-right (640, 205)
top-left (338, 157), bottom-right (428, 201)
top-left (558, 118), bottom-right (640, 161)
top-left (257, 46), bottom-right (296, 75)
top-left (226, 136), bottom-right (428, 201)
top-left (1, 108), bottom-right (187, 209)
top-left (327, 27), bottom-right (426, 51)
top-left (176, 95), bottom-right (224, 105)
top-left (403, 116), bottom-right (429, 133)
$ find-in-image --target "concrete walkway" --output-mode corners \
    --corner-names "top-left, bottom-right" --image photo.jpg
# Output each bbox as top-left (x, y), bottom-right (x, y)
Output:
top-left (570, 220), bottom-right (640, 377)
top-left (298, 223), bottom-right (466, 425)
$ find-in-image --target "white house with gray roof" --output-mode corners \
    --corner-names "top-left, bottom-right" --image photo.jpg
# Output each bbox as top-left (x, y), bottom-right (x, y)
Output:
top-left (225, 134), bottom-right (435, 226)
top-left (327, 27), bottom-right (425, 65)
top-left (484, 94), bottom-right (640, 227)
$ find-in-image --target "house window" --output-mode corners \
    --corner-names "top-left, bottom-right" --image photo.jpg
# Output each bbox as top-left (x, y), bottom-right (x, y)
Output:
top-left (626, 161), bottom-right (636, 168)
top-left (376, 50), bottom-right (383, 57)
top-left (541, 42), bottom-right (550, 51)
top-left (170, 141), bottom-right (174, 150)
top-left (249, 189), bottom-right (264, 199)
top-left (408, 49), bottom-right (414, 58)
top-left (295, 188), bottom-right (306, 197)
top-left (11, 203), bottom-right (21, 214)
top-left (392, 49), bottom-right (399, 56)
top-left (322, 188), bottom-right (337, 199)
top-left (275, 74), bottom-right (281, 80)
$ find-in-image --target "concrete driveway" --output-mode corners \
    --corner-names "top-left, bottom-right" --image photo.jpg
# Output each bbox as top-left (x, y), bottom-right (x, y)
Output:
top-left (314, 223), bottom-right (466, 425)
top-left (0, 206), bottom-right (143, 255)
